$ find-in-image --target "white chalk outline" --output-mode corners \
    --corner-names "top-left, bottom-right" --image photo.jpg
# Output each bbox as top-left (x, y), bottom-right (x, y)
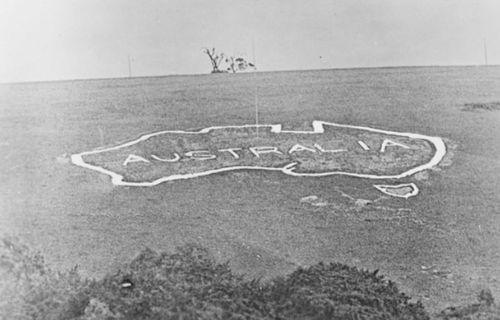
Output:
top-left (70, 120), bottom-right (446, 187)
top-left (373, 183), bottom-right (420, 199)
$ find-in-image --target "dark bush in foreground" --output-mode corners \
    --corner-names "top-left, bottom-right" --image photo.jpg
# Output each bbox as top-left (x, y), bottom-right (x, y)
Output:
top-left (1, 237), bottom-right (432, 319)
top-left (85, 246), bottom-right (429, 319)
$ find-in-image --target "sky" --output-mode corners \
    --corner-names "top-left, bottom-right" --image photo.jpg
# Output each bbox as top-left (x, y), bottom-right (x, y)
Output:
top-left (0, 0), bottom-right (499, 83)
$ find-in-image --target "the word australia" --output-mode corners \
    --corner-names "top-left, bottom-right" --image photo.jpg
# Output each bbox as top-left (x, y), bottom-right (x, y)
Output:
top-left (71, 121), bottom-right (446, 186)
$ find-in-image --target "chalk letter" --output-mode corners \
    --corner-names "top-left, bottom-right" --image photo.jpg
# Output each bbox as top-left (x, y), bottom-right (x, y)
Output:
top-left (123, 154), bottom-right (150, 166)
top-left (357, 141), bottom-right (370, 151)
top-left (151, 153), bottom-right (180, 162)
top-left (249, 146), bottom-right (283, 158)
top-left (219, 148), bottom-right (242, 159)
top-left (288, 144), bottom-right (316, 154)
top-left (314, 143), bottom-right (346, 153)
top-left (380, 139), bottom-right (410, 153)
top-left (185, 150), bottom-right (216, 160)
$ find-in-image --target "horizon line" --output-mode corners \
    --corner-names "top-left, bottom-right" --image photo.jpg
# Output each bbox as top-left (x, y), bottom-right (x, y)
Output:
top-left (1, 63), bottom-right (499, 86)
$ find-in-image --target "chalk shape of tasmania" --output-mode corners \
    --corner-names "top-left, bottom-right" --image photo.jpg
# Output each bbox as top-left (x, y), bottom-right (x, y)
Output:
top-left (374, 183), bottom-right (419, 199)
top-left (71, 121), bottom-right (446, 187)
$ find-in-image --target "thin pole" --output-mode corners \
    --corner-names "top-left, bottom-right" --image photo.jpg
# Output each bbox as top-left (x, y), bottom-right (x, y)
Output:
top-left (128, 55), bottom-right (132, 78)
top-left (252, 39), bottom-right (259, 137)
top-left (483, 39), bottom-right (488, 65)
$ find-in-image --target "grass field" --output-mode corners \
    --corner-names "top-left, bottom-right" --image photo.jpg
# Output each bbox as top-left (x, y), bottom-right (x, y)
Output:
top-left (1, 66), bottom-right (500, 315)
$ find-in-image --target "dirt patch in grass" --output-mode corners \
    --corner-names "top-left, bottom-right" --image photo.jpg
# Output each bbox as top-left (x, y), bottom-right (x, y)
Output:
top-left (462, 102), bottom-right (500, 112)
top-left (436, 289), bottom-right (500, 320)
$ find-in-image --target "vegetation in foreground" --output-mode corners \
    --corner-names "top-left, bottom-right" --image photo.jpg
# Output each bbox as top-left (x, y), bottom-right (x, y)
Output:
top-left (0, 236), bottom-right (497, 320)
top-left (0, 236), bottom-right (428, 320)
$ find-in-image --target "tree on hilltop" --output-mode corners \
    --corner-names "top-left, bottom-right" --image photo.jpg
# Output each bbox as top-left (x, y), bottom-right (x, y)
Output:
top-left (203, 47), bottom-right (256, 74)
top-left (203, 48), bottom-right (226, 73)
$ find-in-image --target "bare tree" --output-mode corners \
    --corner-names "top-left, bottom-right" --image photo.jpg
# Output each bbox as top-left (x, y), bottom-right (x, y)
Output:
top-left (203, 48), bottom-right (226, 73)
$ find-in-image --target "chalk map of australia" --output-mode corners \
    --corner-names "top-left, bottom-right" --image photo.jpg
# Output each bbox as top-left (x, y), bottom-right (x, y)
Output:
top-left (71, 121), bottom-right (446, 194)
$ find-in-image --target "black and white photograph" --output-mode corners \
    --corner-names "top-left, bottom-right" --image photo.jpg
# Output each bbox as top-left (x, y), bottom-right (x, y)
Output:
top-left (1, 1), bottom-right (499, 319)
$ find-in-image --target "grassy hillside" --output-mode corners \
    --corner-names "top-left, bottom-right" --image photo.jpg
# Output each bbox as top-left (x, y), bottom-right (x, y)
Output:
top-left (1, 66), bottom-right (500, 313)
